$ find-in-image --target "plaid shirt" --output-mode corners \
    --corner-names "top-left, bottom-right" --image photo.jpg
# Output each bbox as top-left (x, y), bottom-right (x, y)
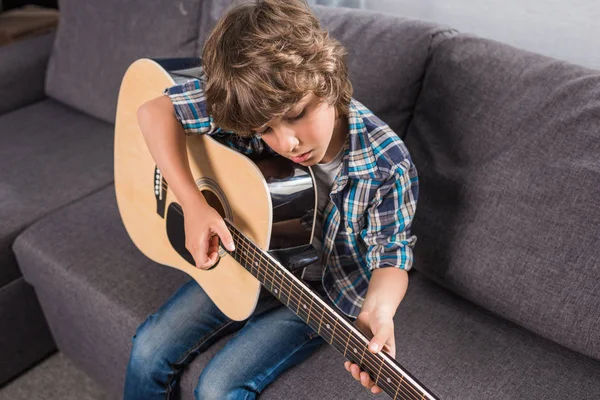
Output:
top-left (164, 80), bottom-right (419, 318)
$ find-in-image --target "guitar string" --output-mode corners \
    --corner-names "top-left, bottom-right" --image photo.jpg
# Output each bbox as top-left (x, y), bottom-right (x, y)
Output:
top-left (226, 225), bottom-right (425, 400)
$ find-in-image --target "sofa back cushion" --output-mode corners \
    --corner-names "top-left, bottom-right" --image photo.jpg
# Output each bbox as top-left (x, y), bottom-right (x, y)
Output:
top-left (45, 0), bottom-right (230, 123)
top-left (405, 34), bottom-right (600, 360)
top-left (314, 6), bottom-right (454, 137)
top-left (46, 1), bottom-right (453, 130)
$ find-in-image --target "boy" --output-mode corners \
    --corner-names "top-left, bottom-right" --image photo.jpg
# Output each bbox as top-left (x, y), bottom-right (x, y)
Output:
top-left (124, 0), bottom-right (418, 398)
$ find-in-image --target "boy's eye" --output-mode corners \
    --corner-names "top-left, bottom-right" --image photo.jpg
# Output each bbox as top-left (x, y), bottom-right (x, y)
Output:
top-left (254, 127), bottom-right (271, 138)
top-left (290, 109), bottom-right (306, 121)
top-left (254, 108), bottom-right (305, 138)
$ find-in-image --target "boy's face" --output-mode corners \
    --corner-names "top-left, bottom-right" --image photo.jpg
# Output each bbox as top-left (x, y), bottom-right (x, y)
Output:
top-left (252, 92), bottom-right (347, 166)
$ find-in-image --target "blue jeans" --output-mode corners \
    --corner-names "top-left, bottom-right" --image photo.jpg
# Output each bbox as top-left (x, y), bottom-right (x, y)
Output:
top-left (123, 278), bottom-right (328, 399)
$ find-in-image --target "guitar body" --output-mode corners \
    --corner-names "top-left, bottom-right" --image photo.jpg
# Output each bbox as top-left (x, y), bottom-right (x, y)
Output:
top-left (114, 58), bottom-right (316, 321)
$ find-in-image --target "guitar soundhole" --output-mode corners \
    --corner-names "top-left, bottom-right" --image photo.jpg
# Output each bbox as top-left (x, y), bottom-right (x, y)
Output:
top-left (165, 203), bottom-right (196, 266)
top-left (165, 189), bottom-right (228, 269)
top-left (201, 190), bottom-right (226, 219)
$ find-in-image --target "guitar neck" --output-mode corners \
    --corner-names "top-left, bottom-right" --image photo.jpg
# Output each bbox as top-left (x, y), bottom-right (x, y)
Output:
top-left (224, 219), bottom-right (438, 400)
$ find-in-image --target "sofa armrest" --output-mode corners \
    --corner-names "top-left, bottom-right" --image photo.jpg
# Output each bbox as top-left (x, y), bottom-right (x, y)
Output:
top-left (0, 32), bottom-right (55, 115)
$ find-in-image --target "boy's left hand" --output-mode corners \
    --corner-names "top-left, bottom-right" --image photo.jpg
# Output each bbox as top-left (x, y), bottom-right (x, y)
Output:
top-left (344, 310), bottom-right (396, 395)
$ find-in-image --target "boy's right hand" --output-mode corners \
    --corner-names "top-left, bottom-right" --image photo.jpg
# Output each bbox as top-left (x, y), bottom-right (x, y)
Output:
top-left (183, 201), bottom-right (236, 270)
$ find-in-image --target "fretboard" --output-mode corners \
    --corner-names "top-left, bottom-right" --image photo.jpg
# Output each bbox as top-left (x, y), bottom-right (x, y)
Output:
top-left (224, 219), bottom-right (438, 400)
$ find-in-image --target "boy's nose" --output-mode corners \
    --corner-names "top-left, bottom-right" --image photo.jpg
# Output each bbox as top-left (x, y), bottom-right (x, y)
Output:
top-left (278, 128), bottom-right (300, 155)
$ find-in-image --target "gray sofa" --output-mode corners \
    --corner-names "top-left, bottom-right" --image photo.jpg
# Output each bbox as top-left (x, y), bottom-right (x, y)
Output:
top-left (2, 0), bottom-right (599, 399)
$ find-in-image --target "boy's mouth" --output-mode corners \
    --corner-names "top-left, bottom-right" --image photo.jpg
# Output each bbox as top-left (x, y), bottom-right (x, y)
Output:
top-left (291, 151), bottom-right (311, 163)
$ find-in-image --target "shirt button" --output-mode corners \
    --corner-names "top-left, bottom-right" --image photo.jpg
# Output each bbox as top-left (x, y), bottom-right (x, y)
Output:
top-left (346, 227), bottom-right (353, 233)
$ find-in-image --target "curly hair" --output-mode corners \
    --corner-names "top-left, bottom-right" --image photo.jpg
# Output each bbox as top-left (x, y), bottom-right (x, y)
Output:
top-left (201, 0), bottom-right (353, 137)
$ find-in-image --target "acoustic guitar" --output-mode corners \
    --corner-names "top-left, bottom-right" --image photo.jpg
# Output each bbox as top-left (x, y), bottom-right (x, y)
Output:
top-left (114, 57), bottom-right (439, 400)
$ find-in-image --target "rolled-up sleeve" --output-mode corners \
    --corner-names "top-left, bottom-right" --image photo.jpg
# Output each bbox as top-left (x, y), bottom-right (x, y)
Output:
top-left (163, 80), bottom-right (277, 157)
top-left (163, 79), bottom-right (212, 135)
top-left (360, 159), bottom-right (419, 271)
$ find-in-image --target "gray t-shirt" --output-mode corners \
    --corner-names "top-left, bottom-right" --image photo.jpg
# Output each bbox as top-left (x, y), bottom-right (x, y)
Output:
top-left (301, 146), bottom-right (345, 281)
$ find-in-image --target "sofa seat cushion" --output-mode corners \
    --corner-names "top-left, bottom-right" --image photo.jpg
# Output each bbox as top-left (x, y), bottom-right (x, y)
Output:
top-left (14, 185), bottom-right (600, 399)
top-left (405, 34), bottom-right (600, 361)
top-left (0, 99), bottom-right (114, 287)
top-left (0, 277), bottom-right (55, 385)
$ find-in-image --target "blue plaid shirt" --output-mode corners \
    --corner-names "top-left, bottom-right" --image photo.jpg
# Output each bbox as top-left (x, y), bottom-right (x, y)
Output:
top-left (164, 80), bottom-right (419, 318)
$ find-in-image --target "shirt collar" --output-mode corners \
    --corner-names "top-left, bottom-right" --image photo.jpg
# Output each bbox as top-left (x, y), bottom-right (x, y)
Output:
top-left (338, 99), bottom-right (382, 181)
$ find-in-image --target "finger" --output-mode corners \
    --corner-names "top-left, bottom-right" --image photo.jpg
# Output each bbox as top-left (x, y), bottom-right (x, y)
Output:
top-left (207, 251), bottom-right (218, 266)
top-left (371, 385), bottom-right (383, 394)
top-left (198, 237), bottom-right (219, 269)
top-left (369, 324), bottom-right (394, 354)
top-left (207, 235), bottom-right (220, 254)
top-left (350, 364), bottom-right (361, 381)
top-left (388, 339), bottom-right (397, 359)
top-left (214, 220), bottom-right (235, 252)
top-left (192, 233), bottom-right (209, 266)
top-left (197, 251), bottom-right (215, 270)
top-left (360, 371), bottom-right (373, 388)
top-left (344, 361), bottom-right (351, 371)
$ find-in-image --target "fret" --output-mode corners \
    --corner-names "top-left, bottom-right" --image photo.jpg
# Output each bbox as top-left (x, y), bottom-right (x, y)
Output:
top-left (263, 268), bottom-right (273, 292)
top-left (317, 301), bottom-right (324, 335)
top-left (294, 288), bottom-right (315, 329)
top-left (311, 312), bottom-right (333, 344)
top-left (301, 308), bottom-right (323, 337)
top-left (380, 365), bottom-right (404, 399)
top-left (257, 259), bottom-right (267, 287)
top-left (287, 293), bottom-right (304, 319)
top-left (249, 245), bottom-right (257, 277)
top-left (262, 252), bottom-right (276, 291)
top-left (253, 245), bottom-right (266, 285)
top-left (323, 314), bottom-right (338, 346)
top-left (253, 258), bottom-right (260, 280)
top-left (285, 270), bottom-right (293, 307)
top-left (299, 288), bottom-right (313, 325)
top-left (273, 266), bottom-right (283, 300)
top-left (282, 272), bottom-right (292, 306)
top-left (375, 358), bottom-right (384, 387)
top-left (359, 341), bottom-right (366, 366)
top-left (252, 246), bottom-right (261, 279)
top-left (394, 376), bottom-right (402, 400)
top-left (331, 317), bottom-right (338, 346)
top-left (295, 285), bottom-right (303, 316)
top-left (240, 239), bottom-right (253, 276)
top-left (344, 337), bottom-right (367, 371)
top-left (249, 242), bottom-right (262, 281)
top-left (319, 314), bottom-right (333, 344)
top-left (306, 289), bottom-right (314, 323)
top-left (232, 247), bottom-right (242, 269)
top-left (343, 328), bottom-right (351, 357)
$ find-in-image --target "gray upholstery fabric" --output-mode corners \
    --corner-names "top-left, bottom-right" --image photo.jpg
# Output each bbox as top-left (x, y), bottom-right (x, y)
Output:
top-left (0, 99), bottom-right (114, 287)
top-left (14, 185), bottom-right (600, 400)
top-left (404, 34), bottom-right (600, 361)
top-left (313, 6), bottom-right (456, 138)
top-left (45, 0), bottom-right (211, 124)
top-left (0, 277), bottom-right (55, 384)
top-left (0, 33), bottom-right (54, 116)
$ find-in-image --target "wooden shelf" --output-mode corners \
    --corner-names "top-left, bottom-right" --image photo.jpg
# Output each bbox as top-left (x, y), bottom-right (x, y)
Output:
top-left (0, 5), bottom-right (59, 47)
